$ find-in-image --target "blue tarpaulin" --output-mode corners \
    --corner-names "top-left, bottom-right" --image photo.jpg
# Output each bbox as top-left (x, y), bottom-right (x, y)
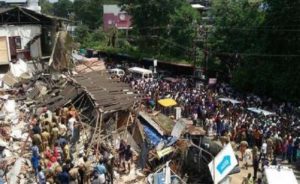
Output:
top-left (143, 124), bottom-right (162, 146)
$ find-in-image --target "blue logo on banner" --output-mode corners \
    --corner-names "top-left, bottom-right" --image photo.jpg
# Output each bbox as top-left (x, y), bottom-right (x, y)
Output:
top-left (217, 155), bottom-right (231, 174)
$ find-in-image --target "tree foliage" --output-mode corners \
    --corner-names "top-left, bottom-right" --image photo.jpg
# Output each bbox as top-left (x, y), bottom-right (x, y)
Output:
top-left (40, 0), bottom-right (54, 15)
top-left (74, 25), bottom-right (107, 48)
top-left (73, 0), bottom-right (103, 29)
top-left (208, 0), bottom-right (265, 78)
top-left (53, 0), bottom-right (74, 18)
top-left (209, 0), bottom-right (300, 102)
top-left (120, 0), bottom-right (200, 59)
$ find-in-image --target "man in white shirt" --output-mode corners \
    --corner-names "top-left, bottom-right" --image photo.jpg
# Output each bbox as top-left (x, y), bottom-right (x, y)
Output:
top-left (58, 122), bottom-right (67, 136)
top-left (68, 117), bottom-right (76, 139)
top-left (261, 140), bottom-right (267, 158)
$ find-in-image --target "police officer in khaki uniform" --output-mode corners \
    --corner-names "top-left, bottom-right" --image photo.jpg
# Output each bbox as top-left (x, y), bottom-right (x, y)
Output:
top-left (32, 133), bottom-right (43, 152)
top-left (41, 128), bottom-right (51, 151)
top-left (51, 125), bottom-right (59, 147)
top-left (267, 138), bottom-right (274, 160)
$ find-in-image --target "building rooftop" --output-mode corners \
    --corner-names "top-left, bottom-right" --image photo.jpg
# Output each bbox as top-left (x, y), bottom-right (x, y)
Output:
top-left (1, 0), bottom-right (27, 3)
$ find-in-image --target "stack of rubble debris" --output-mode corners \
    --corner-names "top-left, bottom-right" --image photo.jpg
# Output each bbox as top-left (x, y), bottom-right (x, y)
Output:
top-left (0, 49), bottom-right (223, 184)
top-left (0, 54), bottom-right (143, 183)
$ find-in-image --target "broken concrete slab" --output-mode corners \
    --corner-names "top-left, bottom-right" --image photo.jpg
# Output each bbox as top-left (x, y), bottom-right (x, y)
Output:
top-left (6, 158), bottom-right (24, 184)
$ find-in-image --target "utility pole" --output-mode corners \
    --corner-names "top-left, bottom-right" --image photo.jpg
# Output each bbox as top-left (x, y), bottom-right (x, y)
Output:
top-left (192, 20), bottom-right (198, 71)
top-left (204, 25), bottom-right (208, 78)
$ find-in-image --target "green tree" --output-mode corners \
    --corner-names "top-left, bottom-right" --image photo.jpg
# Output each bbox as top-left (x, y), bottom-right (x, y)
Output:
top-left (40, 0), bottom-right (54, 15)
top-left (74, 24), bottom-right (90, 43)
top-left (120, 0), bottom-right (200, 59)
top-left (74, 25), bottom-right (108, 48)
top-left (53, 0), bottom-right (74, 18)
top-left (73, 0), bottom-right (103, 29)
top-left (208, 0), bottom-right (265, 78)
top-left (169, 3), bottom-right (200, 57)
top-left (209, 0), bottom-right (300, 102)
top-left (243, 0), bottom-right (300, 101)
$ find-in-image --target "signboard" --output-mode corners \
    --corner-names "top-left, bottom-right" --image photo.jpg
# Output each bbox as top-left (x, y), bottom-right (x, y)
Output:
top-left (194, 67), bottom-right (202, 79)
top-left (196, 82), bottom-right (203, 90)
top-left (175, 107), bottom-right (182, 120)
top-left (171, 119), bottom-right (186, 138)
top-left (153, 59), bottom-right (157, 67)
top-left (157, 147), bottom-right (174, 159)
top-left (208, 144), bottom-right (238, 184)
top-left (208, 78), bottom-right (217, 85)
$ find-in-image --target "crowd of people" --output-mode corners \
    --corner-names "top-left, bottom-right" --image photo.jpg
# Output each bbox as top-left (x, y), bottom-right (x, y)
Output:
top-left (27, 62), bottom-right (300, 183)
top-left (120, 71), bottom-right (300, 183)
top-left (28, 106), bottom-right (134, 184)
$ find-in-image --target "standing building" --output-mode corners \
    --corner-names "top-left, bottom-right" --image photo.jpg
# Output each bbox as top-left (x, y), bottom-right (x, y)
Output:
top-left (0, 0), bottom-right (41, 13)
top-left (0, 6), bottom-right (66, 65)
top-left (103, 5), bottom-right (132, 31)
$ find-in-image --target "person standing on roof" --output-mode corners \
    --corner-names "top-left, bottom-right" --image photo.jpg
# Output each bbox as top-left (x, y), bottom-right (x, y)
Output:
top-left (124, 145), bottom-right (133, 173)
top-left (118, 139), bottom-right (126, 170)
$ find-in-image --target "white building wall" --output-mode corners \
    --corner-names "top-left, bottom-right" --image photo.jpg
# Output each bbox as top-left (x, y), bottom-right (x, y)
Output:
top-left (0, 25), bottom-right (42, 59)
top-left (26, 0), bottom-right (42, 13)
top-left (103, 5), bottom-right (122, 15)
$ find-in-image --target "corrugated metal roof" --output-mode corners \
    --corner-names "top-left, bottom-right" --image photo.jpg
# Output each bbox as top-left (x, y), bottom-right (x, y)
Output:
top-left (2, 71), bottom-right (19, 87)
top-left (73, 71), bottom-right (136, 113)
top-left (3, 0), bottom-right (27, 3)
top-left (0, 6), bottom-right (69, 22)
top-left (0, 7), bottom-right (14, 14)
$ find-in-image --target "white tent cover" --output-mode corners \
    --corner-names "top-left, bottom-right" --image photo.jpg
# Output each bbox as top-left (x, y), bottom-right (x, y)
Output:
top-left (219, 98), bottom-right (241, 104)
top-left (247, 107), bottom-right (276, 116)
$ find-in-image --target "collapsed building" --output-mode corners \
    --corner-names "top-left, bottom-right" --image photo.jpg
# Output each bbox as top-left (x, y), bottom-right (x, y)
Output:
top-left (0, 6), bottom-right (235, 184)
top-left (0, 54), bottom-right (228, 184)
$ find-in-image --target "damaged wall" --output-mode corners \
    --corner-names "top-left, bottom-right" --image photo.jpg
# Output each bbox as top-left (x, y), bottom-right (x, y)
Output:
top-left (0, 25), bottom-right (42, 59)
top-left (49, 31), bottom-right (74, 71)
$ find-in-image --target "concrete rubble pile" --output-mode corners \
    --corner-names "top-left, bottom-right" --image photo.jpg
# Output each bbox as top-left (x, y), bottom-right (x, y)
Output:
top-left (0, 55), bottom-right (219, 184)
top-left (0, 86), bottom-right (37, 184)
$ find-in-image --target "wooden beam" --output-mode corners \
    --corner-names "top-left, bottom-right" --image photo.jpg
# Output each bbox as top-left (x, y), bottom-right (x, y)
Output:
top-left (18, 8), bottom-right (40, 22)
top-left (48, 32), bottom-right (59, 66)
top-left (87, 110), bottom-right (100, 155)
top-left (18, 8), bottom-right (20, 22)
top-left (96, 112), bottom-right (103, 157)
top-left (0, 22), bottom-right (51, 25)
